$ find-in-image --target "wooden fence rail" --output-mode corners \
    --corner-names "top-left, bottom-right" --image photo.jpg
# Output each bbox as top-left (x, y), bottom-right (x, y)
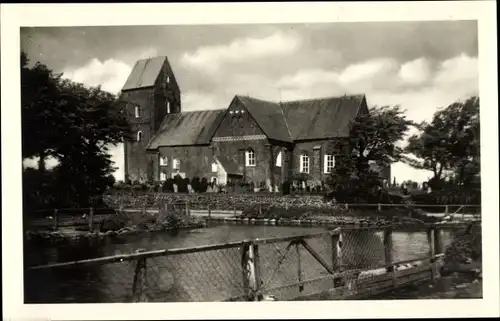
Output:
top-left (25, 222), bottom-right (473, 302)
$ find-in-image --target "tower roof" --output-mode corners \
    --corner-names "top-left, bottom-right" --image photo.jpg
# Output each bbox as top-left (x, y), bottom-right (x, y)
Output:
top-left (122, 56), bottom-right (167, 91)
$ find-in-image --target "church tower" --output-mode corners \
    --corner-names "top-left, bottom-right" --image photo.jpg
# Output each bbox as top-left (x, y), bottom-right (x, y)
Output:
top-left (120, 56), bottom-right (181, 183)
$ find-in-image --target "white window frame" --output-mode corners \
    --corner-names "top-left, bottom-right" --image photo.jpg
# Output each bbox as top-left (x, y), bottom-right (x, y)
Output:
top-left (160, 172), bottom-right (167, 181)
top-left (172, 158), bottom-right (180, 170)
top-left (135, 105), bottom-right (141, 118)
top-left (300, 154), bottom-right (309, 173)
top-left (211, 163), bottom-right (218, 173)
top-left (245, 149), bottom-right (256, 167)
top-left (276, 151), bottom-right (282, 167)
top-left (160, 156), bottom-right (168, 166)
top-left (137, 131), bottom-right (142, 142)
top-left (166, 101), bottom-right (171, 114)
top-left (324, 154), bottom-right (335, 173)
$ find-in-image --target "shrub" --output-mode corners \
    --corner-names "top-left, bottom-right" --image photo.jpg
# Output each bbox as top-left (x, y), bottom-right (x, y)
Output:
top-left (180, 177), bottom-right (190, 193)
top-left (132, 184), bottom-right (143, 191)
top-left (282, 180), bottom-right (291, 195)
top-left (191, 176), bottom-right (201, 193)
top-left (200, 177), bottom-right (208, 193)
top-left (163, 178), bottom-right (174, 193)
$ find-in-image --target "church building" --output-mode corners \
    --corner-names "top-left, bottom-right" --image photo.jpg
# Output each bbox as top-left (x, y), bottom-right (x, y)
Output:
top-left (121, 56), bottom-right (390, 190)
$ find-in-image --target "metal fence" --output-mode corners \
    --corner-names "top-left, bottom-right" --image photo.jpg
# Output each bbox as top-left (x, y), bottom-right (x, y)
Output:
top-left (24, 222), bottom-right (477, 303)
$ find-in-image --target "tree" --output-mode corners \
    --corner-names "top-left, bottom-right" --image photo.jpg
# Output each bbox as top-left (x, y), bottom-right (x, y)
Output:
top-left (21, 52), bottom-right (130, 210)
top-left (404, 97), bottom-right (480, 189)
top-left (327, 105), bottom-right (414, 202)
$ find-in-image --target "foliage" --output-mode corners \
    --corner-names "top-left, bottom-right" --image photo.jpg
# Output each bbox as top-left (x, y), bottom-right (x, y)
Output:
top-left (162, 178), bottom-right (175, 193)
top-left (282, 180), bottom-right (291, 195)
top-left (327, 105), bottom-right (414, 203)
top-left (404, 97), bottom-right (480, 187)
top-left (21, 52), bottom-right (130, 210)
top-left (191, 176), bottom-right (201, 193)
top-left (200, 177), bottom-right (209, 193)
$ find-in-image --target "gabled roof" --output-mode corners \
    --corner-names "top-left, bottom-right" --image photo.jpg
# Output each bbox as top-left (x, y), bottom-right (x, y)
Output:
top-left (281, 94), bottom-right (366, 140)
top-left (231, 94), bottom-right (366, 142)
top-left (122, 56), bottom-right (167, 91)
top-left (236, 95), bottom-right (293, 142)
top-left (146, 109), bottom-right (225, 149)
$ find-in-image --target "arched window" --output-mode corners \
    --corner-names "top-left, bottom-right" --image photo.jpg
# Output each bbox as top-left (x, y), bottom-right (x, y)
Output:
top-left (160, 156), bottom-right (168, 166)
top-left (300, 153), bottom-right (309, 173)
top-left (137, 131), bottom-right (142, 142)
top-left (276, 151), bottom-right (282, 167)
top-left (135, 105), bottom-right (141, 118)
top-left (245, 148), bottom-right (256, 167)
top-left (166, 101), bottom-right (171, 114)
top-left (172, 158), bottom-right (180, 169)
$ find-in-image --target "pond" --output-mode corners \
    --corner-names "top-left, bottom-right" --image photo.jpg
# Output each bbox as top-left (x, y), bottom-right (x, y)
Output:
top-left (24, 223), bottom-right (456, 303)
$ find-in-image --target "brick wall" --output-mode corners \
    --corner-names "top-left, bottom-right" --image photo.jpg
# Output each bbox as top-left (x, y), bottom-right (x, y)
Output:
top-left (158, 145), bottom-right (215, 181)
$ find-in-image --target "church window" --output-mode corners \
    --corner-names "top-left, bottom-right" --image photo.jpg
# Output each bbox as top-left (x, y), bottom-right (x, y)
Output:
top-left (276, 151), bottom-right (282, 167)
top-left (135, 105), bottom-right (141, 118)
top-left (166, 101), bottom-right (171, 114)
top-left (172, 158), bottom-right (180, 169)
top-left (160, 156), bottom-right (168, 166)
top-left (160, 172), bottom-right (167, 181)
top-left (300, 154), bottom-right (309, 173)
top-left (245, 149), bottom-right (256, 167)
top-left (166, 75), bottom-right (170, 84)
top-left (137, 131), bottom-right (142, 142)
top-left (211, 163), bottom-right (218, 172)
top-left (324, 154), bottom-right (335, 173)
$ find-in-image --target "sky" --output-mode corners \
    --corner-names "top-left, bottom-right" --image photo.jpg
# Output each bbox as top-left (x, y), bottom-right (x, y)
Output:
top-left (20, 21), bottom-right (479, 183)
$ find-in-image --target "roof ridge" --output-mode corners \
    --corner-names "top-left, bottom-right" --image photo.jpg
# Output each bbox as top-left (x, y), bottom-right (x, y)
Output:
top-left (282, 93), bottom-right (365, 104)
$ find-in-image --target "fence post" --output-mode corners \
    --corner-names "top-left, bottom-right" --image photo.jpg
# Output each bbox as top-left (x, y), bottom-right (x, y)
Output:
top-left (241, 243), bottom-right (251, 300)
top-left (207, 203), bottom-right (211, 220)
top-left (331, 231), bottom-right (342, 288)
top-left (185, 201), bottom-right (190, 216)
top-left (253, 243), bottom-right (262, 300)
top-left (383, 226), bottom-right (394, 273)
top-left (445, 205), bottom-right (449, 215)
top-left (344, 203), bottom-right (348, 210)
top-left (377, 203), bottom-right (382, 212)
top-left (427, 227), bottom-right (437, 282)
top-left (295, 241), bottom-right (304, 292)
top-left (142, 203), bottom-right (146, 215)
top-left (88, 207), bottom-right (94, 233)
top-left (53, 209), bottom-right (59, 230)
top-left (132, 249), bottom-right (147, 302)
top-left (234, 205), bottom-right (237, 216)
top-left (258, 204), bottom-right (262, 216)
top-left (433, 228), bottom-right (443, 255)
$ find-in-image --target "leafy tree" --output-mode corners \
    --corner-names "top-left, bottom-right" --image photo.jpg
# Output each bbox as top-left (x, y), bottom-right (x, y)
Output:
top-left (21, 52), bottom-right (130, 210)
top-left (327, 105), bottom-right (414, 202)
top-left (404, 97), bottom-right (480, 189)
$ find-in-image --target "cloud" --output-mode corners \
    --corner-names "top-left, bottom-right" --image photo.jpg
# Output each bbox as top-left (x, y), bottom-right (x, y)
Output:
top-left (180, 31), bottom-right (302, 73)
top-left (433, 53), bottom-right (478, 92)
top-left (398, 57), bottom-right (432, 85)
top-left (62, 58), bottom-right (132, 94)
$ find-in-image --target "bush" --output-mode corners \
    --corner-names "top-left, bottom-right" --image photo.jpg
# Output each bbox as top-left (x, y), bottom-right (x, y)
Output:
top-left (200, 177), bottom-right (208, 193)
top-left (162, 178), bottom-right (174, 193)
top-left (191, 176), bottom-right (201, 193)
top-left (282, 181), bottom-right (291, 195)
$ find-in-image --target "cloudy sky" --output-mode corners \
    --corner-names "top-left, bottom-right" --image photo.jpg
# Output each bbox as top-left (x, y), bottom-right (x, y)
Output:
top-left (21, 21), bottom-right (478, 183)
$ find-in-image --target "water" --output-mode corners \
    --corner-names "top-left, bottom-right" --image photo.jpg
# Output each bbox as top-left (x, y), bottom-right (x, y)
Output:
top-left (24, 223), bottom-right (455, 303)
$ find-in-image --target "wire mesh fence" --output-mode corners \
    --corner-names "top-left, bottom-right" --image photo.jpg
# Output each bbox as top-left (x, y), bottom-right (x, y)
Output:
top-left (24, 222), bottom-right (479, 303)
